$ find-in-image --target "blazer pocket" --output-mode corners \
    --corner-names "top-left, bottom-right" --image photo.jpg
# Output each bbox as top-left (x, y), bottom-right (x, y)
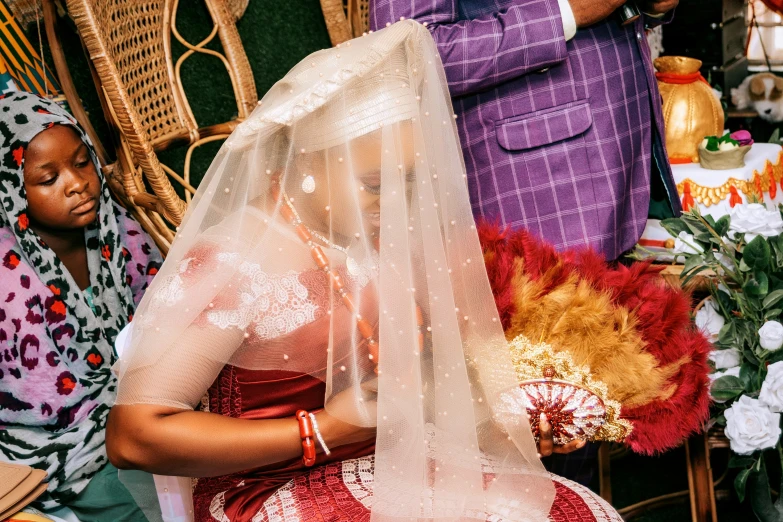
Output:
top-left (495, 100), bottom-right (593, 151)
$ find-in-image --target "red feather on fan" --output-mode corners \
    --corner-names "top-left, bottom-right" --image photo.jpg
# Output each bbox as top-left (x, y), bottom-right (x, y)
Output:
top-left (478, 221), bottom-right (712, 454)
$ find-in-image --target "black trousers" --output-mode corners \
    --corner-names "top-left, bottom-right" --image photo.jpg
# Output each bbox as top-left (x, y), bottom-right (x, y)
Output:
top-left (542, 442), bottom-right (601, 489)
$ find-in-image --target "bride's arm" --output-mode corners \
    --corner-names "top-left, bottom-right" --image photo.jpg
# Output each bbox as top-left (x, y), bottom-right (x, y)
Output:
top-left (106, 398), bottom-right (375, 477)
top-left (106, 324), bottom-right (375, 477)
top-left (106, 404), bottom-right (301, 477)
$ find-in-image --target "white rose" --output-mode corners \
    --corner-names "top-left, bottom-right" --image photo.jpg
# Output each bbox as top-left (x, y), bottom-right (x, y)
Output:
top-left (760, 361), bottom-right (783, 413)
top-left (695, 299), bottom-right (725, 342)
top-left (728, 203), bottom-right (783, 241)
top-left (673, 232), bottom-right (704, 255)
top-left (759, 321), bottom-right (783, 351)
top-left (710, 366), bottom-right (741, 382)
top-left (708, 348), bottom-right (741, 369)
top-left (725, 396), bottom-right (781, 455)
top-left (719, 141), bottom-right (738, 151)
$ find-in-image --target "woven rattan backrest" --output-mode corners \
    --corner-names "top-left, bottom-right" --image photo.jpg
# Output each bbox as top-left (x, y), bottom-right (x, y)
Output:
top-left (321, 0), bottom-right (369, 46)
top-left (350, 0), bottom-right (370, 37)
top-left (67, 0), bottom-right (258, 252)
top-left (74, 0), bottom-right (196, 148)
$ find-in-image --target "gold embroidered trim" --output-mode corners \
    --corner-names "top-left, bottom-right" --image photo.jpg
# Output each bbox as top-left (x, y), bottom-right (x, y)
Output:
top-left (675, 150), bottom-right (783, 207)
top-left (508, 335), bottom-right (633, 443)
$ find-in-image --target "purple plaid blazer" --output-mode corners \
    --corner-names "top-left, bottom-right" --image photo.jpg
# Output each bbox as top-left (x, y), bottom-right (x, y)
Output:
top-left (370, 0), bottom-right (681, 260)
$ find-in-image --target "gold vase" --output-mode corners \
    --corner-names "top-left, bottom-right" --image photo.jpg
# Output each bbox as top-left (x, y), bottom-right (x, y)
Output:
top-left (655, 56), bottom-right (724, 163)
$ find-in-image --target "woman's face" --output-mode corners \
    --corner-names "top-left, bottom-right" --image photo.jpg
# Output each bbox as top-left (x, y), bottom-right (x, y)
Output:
top-left (23, 125), bottom-right (100, 230)
top-left (297, 122), bottom-right (415, 241)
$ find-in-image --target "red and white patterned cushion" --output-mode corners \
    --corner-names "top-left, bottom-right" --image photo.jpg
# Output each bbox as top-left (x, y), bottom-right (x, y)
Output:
top-left (228, 456), bottom-right (621, 522)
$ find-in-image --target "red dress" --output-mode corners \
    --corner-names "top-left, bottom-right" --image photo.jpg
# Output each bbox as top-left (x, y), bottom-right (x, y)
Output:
top-left (185, 257), bottom-right (621, 521)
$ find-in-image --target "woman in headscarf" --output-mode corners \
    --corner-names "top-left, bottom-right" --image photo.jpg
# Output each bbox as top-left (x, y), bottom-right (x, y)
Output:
top-left (0, 92), bottom-right (161, 521)
top-left (107, 21), bottom-right (620, 522)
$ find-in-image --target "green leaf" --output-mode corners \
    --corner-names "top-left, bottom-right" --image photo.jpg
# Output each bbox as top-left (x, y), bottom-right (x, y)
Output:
top-left (748, 456), bottom-right (783, 521)
top-left (745, 272), bottom-right (770, 298)
top-left (745, 236), bottom-right (772, 272)
top-left (772, 237), bottom-right (783, 268)
top-left (757, 272), bottom-right (771, 297)
top-left (769, 128), bottom-right (781, 143)
top-left (775, 448), bottom-right (783, 516)
top-left (769, 275), bottom-right (783, 293)
top-left (763, 290), bottom-right (783, 309)
top-left (660, 218), bottom-right (689, 238)
top-left (739, 364), bottom-right (755, 390)
top-left (766, 309), bottom-right (783, 321)
top-left (729, 455), bottom-right (756, 469)
top-left (710, 375), bottom-right (745, 401)
top-left (684, 219), bottom-right (709, 237)
top-left (736, 467), bottom-right (753, 503)
top-left (706, 136), bottom-right (720, 151)
top-left (682, 254), bottom-right (705, 277)
top-left (718, 321), bottom-right (735, 345)
top-left (770, 350), bottom-right (783, 366)
top-left (714, 215), bottom-right (731, 238)
top-left (682, 265), bottom-right (711, 286)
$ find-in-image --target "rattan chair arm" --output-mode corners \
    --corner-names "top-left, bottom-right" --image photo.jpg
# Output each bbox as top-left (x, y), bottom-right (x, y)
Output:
top-left (320, 0), bottom-right (353, 46)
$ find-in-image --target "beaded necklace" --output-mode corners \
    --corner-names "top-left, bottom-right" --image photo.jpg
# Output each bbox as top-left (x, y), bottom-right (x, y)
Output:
top-left (270, 176), bottom-right (423, 372)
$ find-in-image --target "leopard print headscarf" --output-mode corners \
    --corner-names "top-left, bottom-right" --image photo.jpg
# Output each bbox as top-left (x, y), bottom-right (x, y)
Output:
top-left (0, 92), bottom-right (161, 506)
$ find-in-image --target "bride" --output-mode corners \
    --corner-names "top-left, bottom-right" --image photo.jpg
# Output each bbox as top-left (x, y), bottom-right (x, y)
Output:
top-left (106, 20), bottom-right (621, 521)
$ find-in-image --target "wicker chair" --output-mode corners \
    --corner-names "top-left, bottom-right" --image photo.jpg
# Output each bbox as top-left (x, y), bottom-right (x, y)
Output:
top-left (57, 0), bottom-right (257, 253)
top-left (321, 0), bottom-right (369, 45)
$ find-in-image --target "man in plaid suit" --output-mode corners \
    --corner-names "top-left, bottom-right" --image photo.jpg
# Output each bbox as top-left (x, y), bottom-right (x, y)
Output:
top-left (371, 0), bottom-right (679, 488)
top-left (371, 0), bottom-right (680, 263)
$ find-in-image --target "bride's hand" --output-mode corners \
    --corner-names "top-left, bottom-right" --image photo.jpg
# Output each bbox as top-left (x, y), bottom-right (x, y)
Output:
top-left (315, 408), bottom-right (376, 450)
top-left (536, 413), bottom-right (586, 457)
top-left (314, 383), bottom-right (377, 450)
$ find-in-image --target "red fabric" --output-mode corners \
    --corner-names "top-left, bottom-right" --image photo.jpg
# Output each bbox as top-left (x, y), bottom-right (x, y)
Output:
top-left (477, 221), bottom-right (712, 455)
top-left (192, 276), bottom-right (379, 521)
top-left (205, 460), bottom-right (612, 522)
top-left (681, 183), bottom-right (695, 212)
top-left (548, 481), bottom-right (598, 522)
top-left (191, 253), bottom-right (623, 521)
top-left (756, 176), bottom-right (765, 202)
top-left (729, 186), bottom-right (743, 207)
top-left (194, 370), bottom-right (376, 520)
top-left (655, 71), bottom-right (707, 85)
top-left (669, 157), bottom-right (695, 164)
top-left (637, 239), bottom-right (669, 248)
top-left (762, 0), bottom-right (783, 15)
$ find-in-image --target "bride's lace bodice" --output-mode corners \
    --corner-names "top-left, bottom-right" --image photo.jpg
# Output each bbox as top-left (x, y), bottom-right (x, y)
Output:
top-left (145, 240), bottom-right (376, 345)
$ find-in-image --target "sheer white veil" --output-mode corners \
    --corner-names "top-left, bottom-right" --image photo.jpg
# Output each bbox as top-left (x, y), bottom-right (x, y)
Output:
top-left (116, 20), bottom-right (555, 521)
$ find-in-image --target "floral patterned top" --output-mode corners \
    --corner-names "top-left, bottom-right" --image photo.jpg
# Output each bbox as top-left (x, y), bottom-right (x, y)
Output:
top-left (0, 92), bottom-right (162, 507)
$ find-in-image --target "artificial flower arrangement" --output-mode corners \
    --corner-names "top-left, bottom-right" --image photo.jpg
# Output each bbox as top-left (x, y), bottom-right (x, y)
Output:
top-left (660, 203), bottom-right (783, 520)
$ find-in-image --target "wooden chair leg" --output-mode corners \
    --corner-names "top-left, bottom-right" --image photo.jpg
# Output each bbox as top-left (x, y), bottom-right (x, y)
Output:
top-left (686, 433), bottom-right (717, 522)
top-left (598, 442), bottom-right (612, 504)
